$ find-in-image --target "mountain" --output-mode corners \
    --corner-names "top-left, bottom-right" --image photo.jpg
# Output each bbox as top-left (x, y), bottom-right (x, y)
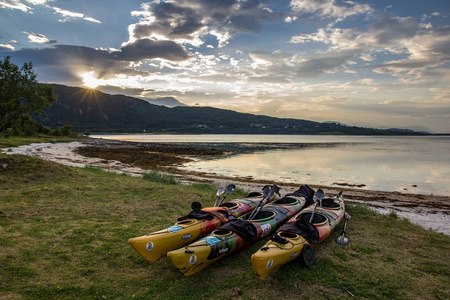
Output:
top-left (36, 84), bottom-right (425, 135)
top-left (143, 97), bottom-right (187, 107)
top-left (381, 126), bottom-right (433, 134)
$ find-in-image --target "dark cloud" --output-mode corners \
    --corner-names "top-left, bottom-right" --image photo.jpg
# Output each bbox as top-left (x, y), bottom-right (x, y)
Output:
top-left (369, 13), bottom-right (419, 45)
top-left (296, 49), bottom-right (359, 77)
top-left (8, 45), bottom-right (113, 68)
top-left (130, 0), bottom-right (281, 45)
top-left (1, 38), bottom-right (190, 84)
top-left (226, 15), bottom-right (263, 34)
top-left (132, 2), bottom-right (204, 40)
top-left (118, 39), bottom-right (189, 61)
top-left (248, 48), bottom-right (360, 78)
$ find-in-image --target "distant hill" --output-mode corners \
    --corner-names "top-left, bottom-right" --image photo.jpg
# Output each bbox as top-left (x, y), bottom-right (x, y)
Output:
top-left (381, 126), bottom-right (433, 134)
top-left (36, 84), bottom-right (425, 135)
top-left (143, 97), bottom-right (187, 107)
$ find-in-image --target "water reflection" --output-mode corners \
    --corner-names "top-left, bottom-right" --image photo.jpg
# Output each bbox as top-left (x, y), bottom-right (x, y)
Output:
top-left (180, 139), bottom-right (450, 196)
top-left (93, 135), bottom-right (450, 196)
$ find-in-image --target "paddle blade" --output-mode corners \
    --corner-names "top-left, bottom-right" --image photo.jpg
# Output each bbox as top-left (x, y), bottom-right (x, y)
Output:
top-left (216, 188), bottom-right (225, 197)
top-left (315, 189), bottom-right (324, 202)
top-left (225, 184), bottom-right (236, 195)
top-left (336, 235), bottom-right (348, 246)
top-left (264, 184), bottom-right (280, 200)
top-left (261, 185), bottom-right (271, 197)
top-left (344, 212), bottom-right (351, 220)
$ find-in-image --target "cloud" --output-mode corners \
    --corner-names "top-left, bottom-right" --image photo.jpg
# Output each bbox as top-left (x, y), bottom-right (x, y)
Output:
top-left (289, 13), bottom-right (450, 79)
top-left (23, 32), bottom-right (56, 44)
top-left (0, 1), bottom-right (102, 23)
top-left (0, 0), bottom-right (32, 12)
top-left (289, 0), bottom-right (372, 22)
top-left (285, 16), bottom-right (298, 23)
top-left (127, 0), bottom-right (281, 47)
top-left (0, 44), bottom-right (16, 51)
top-left (296, 49), bottom-right (360, 77)
top-left (50, 6), bottom-right (102, 23)
top-left (2, 37), bottom-right (190, 85)
top-left (25, 0), bottom-right (49, 4)
top-left (118, 39), bottom-right (189, 61)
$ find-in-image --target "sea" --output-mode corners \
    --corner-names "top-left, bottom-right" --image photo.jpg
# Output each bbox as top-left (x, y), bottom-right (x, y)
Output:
top-left (91, 134), bottom-right (450, 196)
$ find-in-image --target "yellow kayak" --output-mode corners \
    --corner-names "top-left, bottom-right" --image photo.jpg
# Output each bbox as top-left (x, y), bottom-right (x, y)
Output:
top-left (251, 191), bottom-right (345, 279)
top-left (129, 188), bottom-right (277, 262)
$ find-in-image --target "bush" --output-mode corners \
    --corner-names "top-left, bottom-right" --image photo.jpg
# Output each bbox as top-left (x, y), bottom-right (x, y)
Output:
top-left (52, 124), bottom-right (73, 137)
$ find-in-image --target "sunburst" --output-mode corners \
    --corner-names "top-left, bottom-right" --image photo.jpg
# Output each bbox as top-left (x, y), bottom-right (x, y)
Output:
top-left (80, 71), bottom-right (104, 89)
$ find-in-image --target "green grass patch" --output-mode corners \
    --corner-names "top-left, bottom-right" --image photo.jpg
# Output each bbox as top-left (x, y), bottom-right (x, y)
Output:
top-left (143, 170), bottom-right (179, 185)
top-left (0, 135), bottom-right (73, 148)
top-left (1, 154), bottom-right (449, 299)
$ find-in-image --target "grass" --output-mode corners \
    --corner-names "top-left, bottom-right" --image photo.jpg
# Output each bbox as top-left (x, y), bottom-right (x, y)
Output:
top-left (143, 170), bottom-right (179, 185)
top-left (0, 135), bottom-right (73, 148)
top-left (1, 152), bottom-right (449, 299)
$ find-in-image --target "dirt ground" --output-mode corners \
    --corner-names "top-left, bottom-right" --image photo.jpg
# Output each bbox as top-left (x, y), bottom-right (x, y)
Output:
top-left (3, 137), bottom-right (449, 235)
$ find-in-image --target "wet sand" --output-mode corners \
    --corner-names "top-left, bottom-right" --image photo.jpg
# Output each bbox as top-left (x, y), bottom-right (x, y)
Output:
top-left (2, 138), bottom-right (449, 235)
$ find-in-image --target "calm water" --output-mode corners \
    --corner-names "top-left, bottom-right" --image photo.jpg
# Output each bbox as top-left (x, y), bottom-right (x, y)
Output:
top-left (92, 134), bottom-right (450, 196)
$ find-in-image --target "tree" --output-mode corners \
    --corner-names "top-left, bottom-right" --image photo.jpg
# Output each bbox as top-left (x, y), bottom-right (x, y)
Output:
top-left (0, 56), bottom-right (56, 136)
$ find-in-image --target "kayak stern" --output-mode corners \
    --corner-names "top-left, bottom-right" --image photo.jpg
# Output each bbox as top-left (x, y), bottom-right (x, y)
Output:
top-left (251, 232), bottom-right (308, 280)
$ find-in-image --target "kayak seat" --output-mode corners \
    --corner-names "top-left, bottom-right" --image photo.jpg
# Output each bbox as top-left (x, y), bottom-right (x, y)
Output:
top-left (216, 219), bottom-right (258, 241)
top-left (321, 198), bottom-right (340, 209)
top-left (275, 217), bottom-right (320, 244)
top-left (177, 202), bottom-right (214, 221)
top-left (272, 196), bottom-right (298, 205)
top-left (298, 213), bottom-right (327, 225)
top-left (290, 185), bottom-right (315, 205)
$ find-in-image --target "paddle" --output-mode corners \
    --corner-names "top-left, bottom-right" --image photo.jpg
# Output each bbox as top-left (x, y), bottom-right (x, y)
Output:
top-left (336, 212), bottom-right (351, 246)
top-left (309, 188), bottom-right (324, 223)
top-left (248, 184), bottom-right (280, 220)
top-left (214, 186), bottom-right (225, 207)
top-left (217, 184), bottom-right (236, 206)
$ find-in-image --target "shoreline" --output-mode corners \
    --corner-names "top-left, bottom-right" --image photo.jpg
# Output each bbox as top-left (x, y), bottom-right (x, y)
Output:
top-left (2, 137), bottom-right (449, 235)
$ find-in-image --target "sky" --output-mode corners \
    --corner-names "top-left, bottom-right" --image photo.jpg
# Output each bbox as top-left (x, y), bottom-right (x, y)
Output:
top-left (1, 0), bottom-right (449, 133)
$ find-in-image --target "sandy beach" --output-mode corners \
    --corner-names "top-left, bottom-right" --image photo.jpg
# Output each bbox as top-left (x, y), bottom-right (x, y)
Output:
top-left (2, 138), bottom-right (449, 236)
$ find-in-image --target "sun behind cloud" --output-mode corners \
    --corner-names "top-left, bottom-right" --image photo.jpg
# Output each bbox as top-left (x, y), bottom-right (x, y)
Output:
top-left (80, 71), bottom-right (104, 89)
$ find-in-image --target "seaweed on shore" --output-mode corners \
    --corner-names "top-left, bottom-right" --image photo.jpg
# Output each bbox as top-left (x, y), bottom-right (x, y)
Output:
top-left (75, 142), bottom-right (228, 170)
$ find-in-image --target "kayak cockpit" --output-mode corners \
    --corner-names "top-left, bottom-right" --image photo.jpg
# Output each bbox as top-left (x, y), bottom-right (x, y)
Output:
top-left (298, 213), bottom-right (327, 226)
top-left (320, 198), bottom-right (341, 209)
top-left (248, 210), bottom-right (276, 222)
top-left (272, 196), bottom-right (299, 205)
